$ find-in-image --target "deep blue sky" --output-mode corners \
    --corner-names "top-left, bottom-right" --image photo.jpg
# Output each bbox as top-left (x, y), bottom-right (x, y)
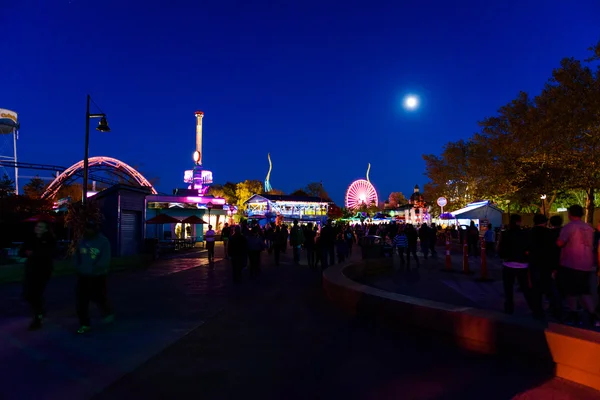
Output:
top-left (3, 0), bottom-right (599, 204)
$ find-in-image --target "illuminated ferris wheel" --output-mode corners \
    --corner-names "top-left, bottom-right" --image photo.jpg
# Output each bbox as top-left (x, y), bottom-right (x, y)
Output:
top-left (345, 179), bottom-right (378, 209)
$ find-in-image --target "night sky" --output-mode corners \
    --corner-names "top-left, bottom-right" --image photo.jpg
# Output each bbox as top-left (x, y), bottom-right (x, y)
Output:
top-left (3, 0), bottom-right (599, 204)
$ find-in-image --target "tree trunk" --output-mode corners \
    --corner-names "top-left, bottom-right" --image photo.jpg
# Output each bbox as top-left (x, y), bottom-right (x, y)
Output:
top-left (585, 187), bottom-right (595, 225)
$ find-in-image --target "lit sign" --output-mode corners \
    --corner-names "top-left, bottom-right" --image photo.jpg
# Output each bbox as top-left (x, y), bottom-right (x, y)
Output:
top-left (184, 170), bottom-right (193, 183)
top-left (201, 170), bottom-right (213, 184)
top-left (185, 196), bottom-right (225, 205)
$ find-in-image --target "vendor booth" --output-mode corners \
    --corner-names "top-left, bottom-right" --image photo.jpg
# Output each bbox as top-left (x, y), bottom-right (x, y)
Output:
top-left (449, 200), bottom-right (503, 231)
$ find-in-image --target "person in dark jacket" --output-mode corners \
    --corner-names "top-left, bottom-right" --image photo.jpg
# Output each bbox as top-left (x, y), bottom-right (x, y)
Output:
top-left (73, 221), bottom-right (113, 334)
top-left (497, 214), bottom-right (535, 315)
top-left (20, 221), bottom-right (56, 330)
top-left (467, 221), bottom-right (480, 257)
top-left (247, 226), bottom-right (265, 277)
top-left (418, 224), bottom-right (430, 259)
top-left (528, 214), bottom-right (561, 319)
top-left (228, 226), bottom-right (248, 281)
top-left (289, 220), bottom-right (305, 265)
top-left (429, 224), bottom-right (438, 257)
top-left (320, 220), bottom-right (336, 268)
top-left (405, 224), bottom-right (420, 268)
top-left (304, 223), bottom-right (316, 269)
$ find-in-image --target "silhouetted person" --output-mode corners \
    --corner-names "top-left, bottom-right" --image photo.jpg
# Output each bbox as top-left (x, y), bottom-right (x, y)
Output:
top-left (320, 220), bottom-right (336, 268)
top-left (498, 214), bottom-right (535, 315)
top-left (528, 214), bottom-right (556, 319)
top-left (418, 224), bottom-right (430, 259)
top-left (467, 221), bottom-right (479, 256)
top-left (290, 220), bottom-right (305, 265)
top-left (557, 205), bottom-right (600, 326)
top-left (228, 226), bottom-right (248, 282)
top-left (304, 223), bottom-right (316, 268)
top-left (281, 225), bottom-right (289, 253)
top-left (19, 220), bottom-right (56, 331)
top-left (247, 226), bottom-right (265, 277)
top-left (429, 223), bottom-right (438, 257)
top-left (344, 226), bottom-right (355, 256)
top-left (483, 223), bottom-right (496, 258)
top-left (73, 221), bottom-right (114, 334)
top-left (205, 224), bottom-right (216, 263)
top-left (221, 223), bottom-right (231, 259)
top-left (405, 224), bottom-right (420, 268)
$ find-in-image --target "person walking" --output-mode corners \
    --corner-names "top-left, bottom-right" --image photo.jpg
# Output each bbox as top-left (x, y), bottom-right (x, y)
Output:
top-left (272, 225), bottom-right (284, 266)
top-left (247, 226), bottom-right (265, 277)
top-left (393, 227), bottom-right (409, 270)
top-left (304, 223), bottom-right (316, 268)
top-left (528, 214), bottom-right (556, 320)
top-left (557, 205), bottom-right (600, 326)
top-left (498, 214), bottom-right (535, 316)
top-left (290, 220), bottom-right (305, 265)
top-left (418, 224), bottom-right (430, 259)
top-left (221, 223), bottom-right (231, 259)
top-left (344, 226), bottom-right (355, 256)
top-left (320, 220), bottom-right (336, 268)
top-left (19, 220), bottom-right (56, 330)
top-left (405, 224), bottom-right (420, 269)
top-left (483, 223), bottom-right (496, 258)
top-left (467, 221), bottom-right (480, 257)
top-left (429, 224), bottom-right (438, 257)
top-left (205, 224), bottom-right (216, 263)
top-left (73, 221), bottom-right (114, 334)
top-left (228, 226), bottom-right (248, 282)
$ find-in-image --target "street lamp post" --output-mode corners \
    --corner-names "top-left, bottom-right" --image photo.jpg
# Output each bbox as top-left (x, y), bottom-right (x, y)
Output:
top-left (541, 194), bottom-right (547, 216)
top-left (83, 94), bottom-right (110, 205)
top-left (207, 202), bottom-right (213, 226)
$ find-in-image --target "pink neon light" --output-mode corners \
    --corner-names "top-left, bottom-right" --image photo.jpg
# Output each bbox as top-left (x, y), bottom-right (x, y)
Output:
top-left (185, 196), bottom-right (226, 205)
top-left (42, 156), bottom-right (158, 199)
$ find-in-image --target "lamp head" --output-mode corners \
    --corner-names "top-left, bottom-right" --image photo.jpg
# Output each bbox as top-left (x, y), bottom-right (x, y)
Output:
top-left (193, 150), bottom-right (201, 164)
top-left (207, 202), bottom-right (213, 210)
top-left (96, 117), bottom-right (111, 132)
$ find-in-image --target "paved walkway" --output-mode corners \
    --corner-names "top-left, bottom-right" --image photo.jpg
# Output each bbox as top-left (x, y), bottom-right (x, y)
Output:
top-left (0, 247), bottom-right (227, 400)
top-left (97, 250), bottom-right (600, 400)
top-left (364, 250), bottom-right (599, 319)
top-left (2, 245), bottom-right (600, 399)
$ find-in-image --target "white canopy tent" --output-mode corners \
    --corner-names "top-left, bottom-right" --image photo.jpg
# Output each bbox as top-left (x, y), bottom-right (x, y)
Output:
top-left (450, 201), bottom-right (503, 230)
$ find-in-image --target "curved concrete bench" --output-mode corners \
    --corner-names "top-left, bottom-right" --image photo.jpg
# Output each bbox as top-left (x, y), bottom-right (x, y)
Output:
top-left (323, 259), bottom-right (600, 391)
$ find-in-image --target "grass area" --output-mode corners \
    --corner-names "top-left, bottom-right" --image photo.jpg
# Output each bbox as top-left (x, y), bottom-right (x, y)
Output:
top-left (0, 254), bottom-right (153, 284)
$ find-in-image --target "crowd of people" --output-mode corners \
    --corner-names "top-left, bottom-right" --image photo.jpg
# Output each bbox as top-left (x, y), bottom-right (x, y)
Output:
top-left (218, 219), bottom-right (447, 280)
top-left (498, 205), bottom-right (600, 327)
top-left (221, 219), bottom-right (357, 282)
top-left (19, 220), bottom-right (114, 334)
top-left (17, 205), bottom-right (600, 334)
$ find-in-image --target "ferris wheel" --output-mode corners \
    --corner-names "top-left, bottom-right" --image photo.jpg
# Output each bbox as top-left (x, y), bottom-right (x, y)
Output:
top-left (345, 179), bottom-right (378, 209)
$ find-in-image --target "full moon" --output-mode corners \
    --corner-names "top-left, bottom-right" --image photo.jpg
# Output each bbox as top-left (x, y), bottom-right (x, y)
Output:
top-left (403, 95), bottom-right (419, 110)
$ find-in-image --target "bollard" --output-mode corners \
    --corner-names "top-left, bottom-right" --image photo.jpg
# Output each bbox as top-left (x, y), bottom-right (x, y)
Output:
top-left (441, 233), bottom-right (453, 272)
top-left (475, 239), bottom-right (493, 282)
top-left (462, 242), bottom-right (473, 274)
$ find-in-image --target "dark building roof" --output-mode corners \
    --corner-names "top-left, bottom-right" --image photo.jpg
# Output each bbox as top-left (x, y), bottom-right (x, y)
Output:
top-left (247, 194), bottom-right (330, 203)
top-left (92, 184), bottom-right (153, 200)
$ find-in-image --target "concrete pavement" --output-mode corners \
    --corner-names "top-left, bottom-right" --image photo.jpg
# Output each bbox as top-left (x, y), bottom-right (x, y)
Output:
top-left (2, 245), bottom-right (600, 399)
top-left (97, 249), bottom-right (600, 400)
top-left (0, 247), bottom-right (227, 400)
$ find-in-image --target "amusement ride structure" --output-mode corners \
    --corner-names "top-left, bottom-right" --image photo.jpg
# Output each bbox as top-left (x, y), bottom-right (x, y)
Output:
top-left (42, 157), bottom-right (157, 199)
top-left (345, 163), bottom-right (379, 209)
top-left (264, 153), bottom-right (273, 193)
top-left (183, 111), bottom-right (213, 195)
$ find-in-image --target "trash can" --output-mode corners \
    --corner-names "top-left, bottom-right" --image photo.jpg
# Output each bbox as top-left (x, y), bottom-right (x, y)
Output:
top-left (360, 235), bottom-right (384, 260)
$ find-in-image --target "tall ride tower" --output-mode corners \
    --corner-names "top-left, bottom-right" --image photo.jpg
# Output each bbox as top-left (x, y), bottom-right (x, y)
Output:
top-left (184, 110), bottom-right (213, 195)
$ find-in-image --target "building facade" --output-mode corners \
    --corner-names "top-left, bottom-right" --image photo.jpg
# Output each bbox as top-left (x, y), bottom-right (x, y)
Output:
top-left (245, 194), bottom-right (330, 225)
